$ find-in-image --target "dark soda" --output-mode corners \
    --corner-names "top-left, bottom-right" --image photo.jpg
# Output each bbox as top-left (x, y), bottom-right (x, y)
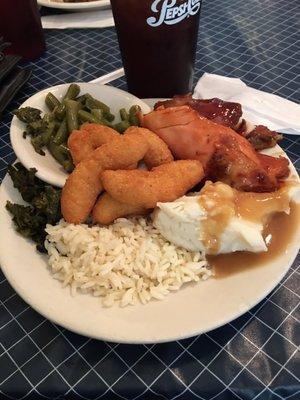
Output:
top-left (110, 0), bottom-right (202, 98)
top-left (0, 0), bottom-right (45, 60)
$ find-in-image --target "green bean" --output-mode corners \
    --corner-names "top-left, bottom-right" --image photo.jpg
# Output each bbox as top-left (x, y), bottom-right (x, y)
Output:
top-left (41, 121), bottom-right (56, 146)
top-left (48, 142), bottom-right (74, 172)
top-left (62, 160), bottom-right (75, 173)
top-left (53, 118), bottom-right (68, 145)
top-left (85, 95), bottom-right (115, 122)
top-left (78, 110), bottom-right (99, 124)
top-left (65, 100), bottom-right (80, 133)
top-left (58, 144), bottom-right (70, 156)
top-left (63, 84), bottom-right (80, 101)
top-left (129, 105), bottom-right (141, 126)
top-left (119, 108), bottom-right (129, 121)
top-left (54, 104), bottom-right (66, 121)
top-left (114, 120), bottom-right (131, 134)
top-left (91, 109), bottom-right (103, 121)
top-left (100, 118), bottom-right (115, 128)
top-left (45, 93), bottom-right (60, 112)
top-left (53, 84), bottom-right (80, 120)
top-left (75, 94), bottom-right (88, 104)
top-left (103, 112), bottom-right (115, 123)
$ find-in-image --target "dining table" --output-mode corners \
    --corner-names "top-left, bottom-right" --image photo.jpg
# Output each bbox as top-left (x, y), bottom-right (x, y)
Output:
top-left (0, 0), bottom-right (299, 399)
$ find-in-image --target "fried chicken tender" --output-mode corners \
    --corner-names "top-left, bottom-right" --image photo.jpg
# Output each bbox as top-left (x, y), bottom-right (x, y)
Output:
top-left (124, 126), bottom-right (173, 168)
top-left (102, 160), bottom-right (204, 209)
top-left (68, 123), bottom-right (120, 165)
top-left (87, 132), bottom-right (148, 169)
top-left (92, 193), bottom-right (149, 225)
top-left (61, 132), bottom-right (149, 224)
top-left (61, 159), bottom-right (103, 224)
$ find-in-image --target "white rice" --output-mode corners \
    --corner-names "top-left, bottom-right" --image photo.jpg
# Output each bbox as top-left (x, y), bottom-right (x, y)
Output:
top-left (45, 217), bottom-right (212, 307)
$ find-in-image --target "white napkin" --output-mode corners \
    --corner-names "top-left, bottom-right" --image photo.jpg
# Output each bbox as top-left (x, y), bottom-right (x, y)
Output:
top-left (194, 73), bottom-right (300, 135)
top-left (41, 10), bottom-right (114, 29)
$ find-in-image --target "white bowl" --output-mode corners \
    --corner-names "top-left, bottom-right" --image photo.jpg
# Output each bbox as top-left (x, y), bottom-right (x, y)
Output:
top-left (10, 83), bottom-right (151, 187)
top-left (37, 0), bottom-right (111, 11)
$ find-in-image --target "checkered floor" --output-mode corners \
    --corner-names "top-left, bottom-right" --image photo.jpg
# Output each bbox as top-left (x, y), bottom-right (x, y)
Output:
top-left (0, 0), bottom-right (299, 399)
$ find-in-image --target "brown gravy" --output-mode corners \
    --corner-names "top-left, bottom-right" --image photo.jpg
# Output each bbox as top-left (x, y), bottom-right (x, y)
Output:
top-left (208, 203), bottom-right (300, 278)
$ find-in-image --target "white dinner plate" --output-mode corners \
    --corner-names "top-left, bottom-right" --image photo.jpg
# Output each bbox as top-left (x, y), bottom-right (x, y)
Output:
top-left (38, 0), bottom-right (111, 11)
top-left (10, 83), bottom-right (151, 188)
top-left (0, 145), bottom-right (299, 343)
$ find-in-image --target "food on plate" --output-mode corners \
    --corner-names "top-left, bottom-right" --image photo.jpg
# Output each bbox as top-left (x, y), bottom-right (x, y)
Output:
top-left (141, 105), bottom-right (289, 192)
top-left (241, 125), bottom-right (282, 150)
top-left (68, 123), bottom-right (120, 165)
top-left (125, 126), bottom-right (173, 168)
top-left (6, 88), bottom-right (300, 308)
top-left (92, 193), bottom-right (148, 225)
top-left (61, 132), bottom-right (149, 223)
top-left (62, 126), bottom-right (176, 223)
top-left (45, 218), bottom-right (211, 307)
top-left (155, 94), bottom-right (243, 129)
top-left (68, 124), bottom-right (173, 168)
top-left (153, 181), bottom-right (300, 255)
top-left (13, 84), bottom-right (142, 172)
top-left (154, 95), bottom-right (283, 150)
top-left (102, 160), bottom-right (204, 209)
top-left (6, 163), bottom-right (61, 252)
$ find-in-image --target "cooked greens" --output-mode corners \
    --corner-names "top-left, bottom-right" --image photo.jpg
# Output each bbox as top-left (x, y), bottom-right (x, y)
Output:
top-left (13, 106), bottom-right (42, 123)
top-left (6, 163), bottom-right (61, 252)
top-left (13, 84), bottom-right (142, 172)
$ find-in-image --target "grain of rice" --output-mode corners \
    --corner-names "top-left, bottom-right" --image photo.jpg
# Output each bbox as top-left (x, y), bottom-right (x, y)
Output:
top-left (45, 217), bottom-right (212, 307)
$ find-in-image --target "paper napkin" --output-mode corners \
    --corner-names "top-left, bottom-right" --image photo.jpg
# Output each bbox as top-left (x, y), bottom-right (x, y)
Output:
top-left (41, 9), bottom-right (114, 29)
top-left (194, 73), bottom-right (300, 134)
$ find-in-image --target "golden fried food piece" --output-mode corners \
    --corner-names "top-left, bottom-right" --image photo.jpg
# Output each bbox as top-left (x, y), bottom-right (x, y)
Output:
top-left (102, 160), bottom-right (204, 209)
top-left (68, 124), bottom-right (120, 165)
top-left (87, 131), bottom-right (148, 169)
top-left (61, 133), bottom-right (149, 224)
top-left (124, 126), bottom-right (173, 168)
top-left (61, 159), bottom-right (103, 224)
top-left (92, 193), bottom-right (149, 225)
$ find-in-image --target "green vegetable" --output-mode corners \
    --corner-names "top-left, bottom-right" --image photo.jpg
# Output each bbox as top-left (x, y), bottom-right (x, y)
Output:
top-left (78, 110), bottom-right (99, 124)
top-left (119, 108), bottom-right (129, 121)
top-left (53, 118), bottom-right (68, 145)
top-left (33, 120), bottom-right (56, 155)
top-left (64, 83), bottom-right (80, 101)
top-left (85, 95), bottom-right (115, 122)
top-left (65, 99), bottom-right (80, 133)
top-left (7, 163), bottom-right (44, 203)
top-left (54, 103), bottom-right (66, 121)
top-left (129, 105), bottom-right (141, 126)
top-left (13, 107), bottom-right (41, 123)
top-left (6, 163), bottom-right (62, 252)
top-left (114, 120), bottom-right (131, 133)
top-left (45, 93), bottom-right (60, 112)
top-left (48, 142), bottom-right (74, 172)
top-left (91, 108), bottom-right (103, 121)
top-left (53, 84), bottom-right (80, 122)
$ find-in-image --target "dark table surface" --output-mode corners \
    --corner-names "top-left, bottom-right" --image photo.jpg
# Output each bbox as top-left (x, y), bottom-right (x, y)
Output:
top-left (0, 0), bottom-right (300, 399)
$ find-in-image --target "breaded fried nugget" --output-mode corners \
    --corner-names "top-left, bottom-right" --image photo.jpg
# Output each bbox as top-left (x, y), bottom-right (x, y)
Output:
top-left (88, 131), bottom-right (148, 169)
top-left (92, 193), bottom-right (149, 225)
top-left (102, 160), bottom-right (204, 209)
top-left (61, 133), bottom-right (149, 224)
top-left (61, 159), bottom-right (103, 224)
top-left (68, 124), bottom-right (120, 165)
top-left (124, 126), bottom-right (173, 168)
